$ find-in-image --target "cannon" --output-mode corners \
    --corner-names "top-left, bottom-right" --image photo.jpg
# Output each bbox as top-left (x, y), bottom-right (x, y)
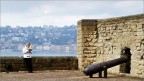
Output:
top-left (83, 57), bottom-right (129, 78)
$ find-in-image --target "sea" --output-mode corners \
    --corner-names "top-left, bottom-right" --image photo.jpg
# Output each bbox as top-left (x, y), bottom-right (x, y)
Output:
top-left (0, 50), bottom-right (77, 57)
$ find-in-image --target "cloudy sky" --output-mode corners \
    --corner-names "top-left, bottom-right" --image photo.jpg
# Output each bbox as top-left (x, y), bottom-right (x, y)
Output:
top-left (1, 0), bottom-right (144, 27)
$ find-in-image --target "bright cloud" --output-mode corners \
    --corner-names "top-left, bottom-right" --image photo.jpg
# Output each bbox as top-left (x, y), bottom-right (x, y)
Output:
top-left (1, 0), bottom-right (143, 27)
top-left (114, 1), bottom-right (143, 13)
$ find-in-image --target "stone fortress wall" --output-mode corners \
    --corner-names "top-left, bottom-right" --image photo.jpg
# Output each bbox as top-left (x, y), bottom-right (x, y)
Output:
top-left (77, 14), bottom-right (144, 78)
top-left (0, 56), bottom-right (78, 72)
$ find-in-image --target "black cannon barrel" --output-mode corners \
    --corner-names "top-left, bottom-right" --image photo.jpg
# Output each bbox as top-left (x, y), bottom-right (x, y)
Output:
top-left (83, 57), bottom-right (129, 76)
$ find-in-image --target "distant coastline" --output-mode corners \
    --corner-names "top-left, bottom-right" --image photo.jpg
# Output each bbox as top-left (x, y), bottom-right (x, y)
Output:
top-left (0, 50), bottom-right (77, 56)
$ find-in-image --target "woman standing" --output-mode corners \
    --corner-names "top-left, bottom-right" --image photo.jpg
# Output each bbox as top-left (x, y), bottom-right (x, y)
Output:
top-left (23, 42), bottom-right (33, 73)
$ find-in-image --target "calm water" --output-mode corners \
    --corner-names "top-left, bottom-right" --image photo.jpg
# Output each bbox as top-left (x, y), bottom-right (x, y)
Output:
top-left (0, 50), bottom-right (77, 56)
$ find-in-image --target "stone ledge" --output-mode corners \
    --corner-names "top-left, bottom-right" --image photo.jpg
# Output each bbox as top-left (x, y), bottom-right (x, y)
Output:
top-left (0, 56), bottom-right (78, 72)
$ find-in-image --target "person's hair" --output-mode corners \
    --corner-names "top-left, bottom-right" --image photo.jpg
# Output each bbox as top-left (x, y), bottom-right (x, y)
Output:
top-left (26, 42), bottom-right (31, 45)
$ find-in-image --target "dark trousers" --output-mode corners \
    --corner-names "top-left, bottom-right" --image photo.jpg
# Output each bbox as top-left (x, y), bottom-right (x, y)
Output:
top-left (23, 58), bottom-right (33, 72)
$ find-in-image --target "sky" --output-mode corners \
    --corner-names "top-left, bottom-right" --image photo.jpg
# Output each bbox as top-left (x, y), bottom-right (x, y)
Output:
top-left (1, 0), bottom-right (144, 27)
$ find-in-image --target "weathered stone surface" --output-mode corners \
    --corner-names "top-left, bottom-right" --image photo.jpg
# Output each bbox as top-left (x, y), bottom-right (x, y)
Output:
top-left (0, 56), bottom-right (78, 72)
top-left (77, 14), bottom-right (144, 78)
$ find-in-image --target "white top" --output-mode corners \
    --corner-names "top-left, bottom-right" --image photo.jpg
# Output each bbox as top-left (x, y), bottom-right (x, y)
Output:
top-left (23, 46), bottom-right (32, 58)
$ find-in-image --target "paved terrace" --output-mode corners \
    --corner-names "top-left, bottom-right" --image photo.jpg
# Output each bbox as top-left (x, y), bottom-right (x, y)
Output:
top-left (0, 70), bottom-right (143, 81)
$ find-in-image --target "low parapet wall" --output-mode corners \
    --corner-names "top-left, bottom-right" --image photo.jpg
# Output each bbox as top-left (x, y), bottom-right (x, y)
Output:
top-left (0, 56), bottom-right (78, 72)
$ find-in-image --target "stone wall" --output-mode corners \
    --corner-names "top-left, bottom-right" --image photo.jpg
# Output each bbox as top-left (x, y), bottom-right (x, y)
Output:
top-left (0, 56), bottom-right (78, 72)
top-left (77, 14), bottom-right (144, 78)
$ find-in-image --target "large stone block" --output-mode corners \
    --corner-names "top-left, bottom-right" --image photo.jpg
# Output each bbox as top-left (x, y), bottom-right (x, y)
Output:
top-left (77, 14), bottom-right (144, 78)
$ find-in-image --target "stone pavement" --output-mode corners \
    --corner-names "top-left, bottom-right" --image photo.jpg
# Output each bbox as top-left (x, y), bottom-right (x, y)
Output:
top-left (0, 70), bottom-right (143, 81)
